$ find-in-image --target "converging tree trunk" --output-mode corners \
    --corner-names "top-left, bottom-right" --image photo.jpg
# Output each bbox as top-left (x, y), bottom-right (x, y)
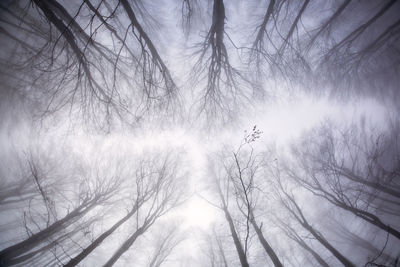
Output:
top-left (64, 204), bottom-right (141, 267)
top-left (250, 216), bottom-right (283, 267)
top-left (0, 199), bottom-right (98, 265)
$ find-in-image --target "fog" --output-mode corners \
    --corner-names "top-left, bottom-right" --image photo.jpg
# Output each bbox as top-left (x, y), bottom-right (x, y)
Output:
top-left (1, 0), bottom-right (400, 266)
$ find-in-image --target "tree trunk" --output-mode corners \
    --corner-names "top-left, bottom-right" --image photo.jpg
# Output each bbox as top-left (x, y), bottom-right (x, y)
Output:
top-left (292, 232), bottom-right (330, 267)
top-left (305, 224), bottom-right (355, 267)
top-left (7, 223), bottom-right (88, 266)
top-left (350, 206), bottom-right (400, 240)
top-left (250, 218), bottom-right (283, 267)
top-left (102, 226), bottom-right (145, 267)
top-left (223, 207), bottom-right (250, 267)
top-left (64, 206), bottom-right (139, 267)
top-left (0, 201), bottom-right (95, 264)
top-left (339, 168), bottom-right (400, 199)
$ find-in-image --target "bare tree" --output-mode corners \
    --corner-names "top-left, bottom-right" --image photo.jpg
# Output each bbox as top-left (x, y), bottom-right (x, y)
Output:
top-left (275, 217), bottom-right (330, 267)
top-left (246, 0), bottom-right (400, 101)
top-left (206, 126), bottom-right (285, 267)
top-left (227, 127), bottom-right (283, 267)
top-left (63, 155), bottom-right (166, 267)
top-left (0, 164), bottom-right (37, 208)
top-left (286, 121), bottom-right (400, 240)
top-left (216, 178), bottom-right (250, 267)
top-left (1, 0), bottom-right (400, 266)
top-left (209, 156), bottom-right (250, 267)
top-left (190, 0), bottom-right (253, 121)
top-left (102, 152), bottom-right (187, 267)
top-left (329, 218), bottom-right (396, 266)
top-left (0, 151), bottom-right (122, 266)
top-left (200, 226), bottom-right (232, 267)
top-left (0, 0), bottom-right (179, 127)
top-left (273, 172), bottom-right (356, 267)
top-left (147, 224), bottom-right (184, 267)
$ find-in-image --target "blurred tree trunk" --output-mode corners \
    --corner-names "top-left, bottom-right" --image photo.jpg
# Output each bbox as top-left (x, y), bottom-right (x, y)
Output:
top-left (64, 204), bottom-right (141, 267)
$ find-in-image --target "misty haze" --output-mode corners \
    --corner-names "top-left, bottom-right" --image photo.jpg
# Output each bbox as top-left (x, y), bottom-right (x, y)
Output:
top-left (0, 0), bottom-right (400, 266)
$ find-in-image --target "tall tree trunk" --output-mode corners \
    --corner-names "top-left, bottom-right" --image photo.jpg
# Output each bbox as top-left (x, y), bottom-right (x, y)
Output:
top-left (329, 0), bottom-right (396, 52)
top-left (280, 218), bottom-right (330, 267)
top-left (343, 204), bottom-right (400, 240)
top-left (215, 175), bottom-right (249, 267)
top-left (304, 224), bottom-right (355, 267)
top-left (279, 0), bottom-right (310, 53)
top-left (254, 0), bottom-right (275, 44)
top-left (338, 168), bottom-right (400, 199)
top-left (297, 239), bottom-right (329, 267)
top-left (307, 0), bottom-right (351, 48)
top-left (282, 223), bottom-right (329, 267)
top-left (250, 217), bottom-right (283, 267)
top-left (215, 235), bottom-right (229, 267)
top-left (281, 192), bottom-right (355, 266)
top-left (345, 230), bottom-right (395, 263)
top-left (222, 207), bottom-right (250, 267)
top-left (64, 205), bottom-right (139, 267)
top-left (0, 200), bottom-right (96, 265)
top-left (6, 226), bottom-right (82, 266)
top-left (102, 226), bottom-right (145, 267)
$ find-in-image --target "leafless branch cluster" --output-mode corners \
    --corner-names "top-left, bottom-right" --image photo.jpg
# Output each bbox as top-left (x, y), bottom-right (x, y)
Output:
top-left (0, 148), bottom-right (187, 266)
top-left (0, 0), bottom-right (179, 128)
top-left (203, 120), bottom-right (400, 266)
top-left (190, 0), bottom-right (254, 121)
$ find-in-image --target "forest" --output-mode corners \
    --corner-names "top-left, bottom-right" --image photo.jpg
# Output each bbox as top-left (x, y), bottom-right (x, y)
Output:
top-left (0, 0), bottom-right (399, 266)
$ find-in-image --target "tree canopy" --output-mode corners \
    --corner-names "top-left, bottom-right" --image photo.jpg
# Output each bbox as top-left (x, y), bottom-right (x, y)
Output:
top-left (1, 0), bottom-right (399, 266)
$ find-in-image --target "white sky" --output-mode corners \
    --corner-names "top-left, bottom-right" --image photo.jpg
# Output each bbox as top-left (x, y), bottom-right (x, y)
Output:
top-left (130, 94), bottom-right (388, 231)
